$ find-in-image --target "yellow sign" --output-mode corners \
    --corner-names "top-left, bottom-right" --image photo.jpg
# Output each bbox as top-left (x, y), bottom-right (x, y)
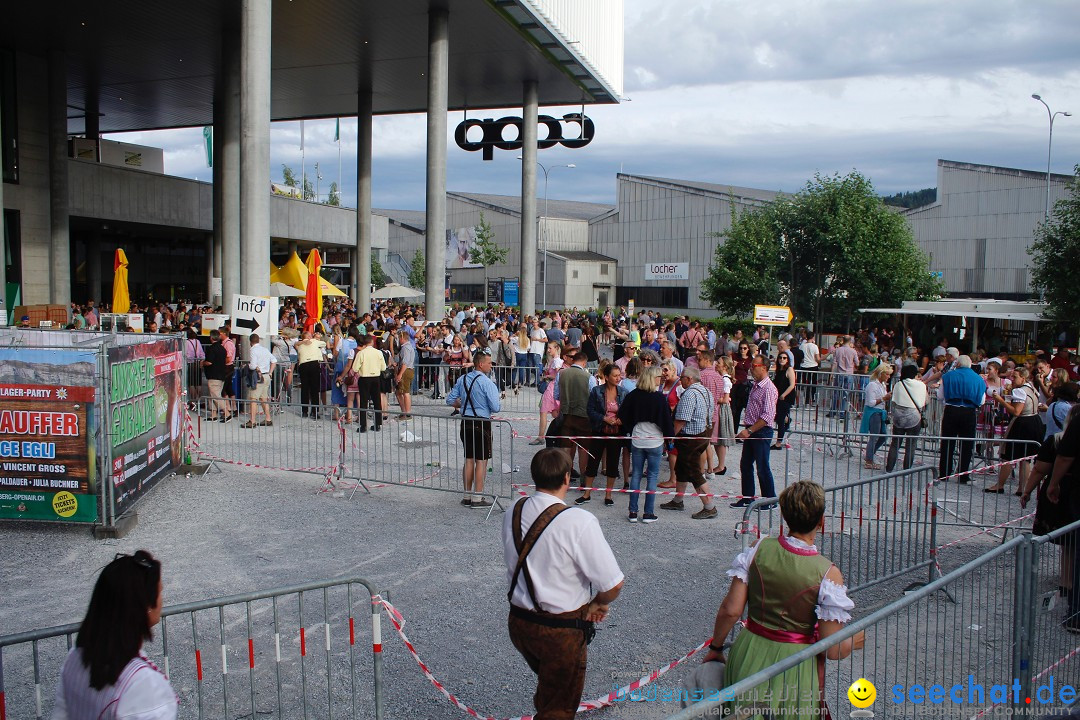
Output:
top-left (52, 491), bottom-right (78, 518)
top-left (848, 677), bottom-right (877, 709)
top-left (753, 304), bottom-right (792, 326)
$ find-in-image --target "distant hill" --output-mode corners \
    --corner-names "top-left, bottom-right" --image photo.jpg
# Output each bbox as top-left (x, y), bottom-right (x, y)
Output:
top-left (881, 188), bottom-right (937, 209)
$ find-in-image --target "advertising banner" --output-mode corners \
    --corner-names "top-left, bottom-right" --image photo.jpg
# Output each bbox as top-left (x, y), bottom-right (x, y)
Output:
top-left (503, 279), bottom-right (519, 307)
top-left (486, 279), bottom-right (503, 304)
top-left (107, 338), bottom-right (184, 515)
top-left (0, 349), bottom-right (99, 523)
top-left (446, 226), bottom-right (482, 269)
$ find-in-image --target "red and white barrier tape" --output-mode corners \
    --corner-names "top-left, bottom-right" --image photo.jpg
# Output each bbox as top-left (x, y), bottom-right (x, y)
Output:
top-left (371, 595), bottom-right (709, 720)
top-left (928, 455), bottom-right (1036, 486)
top-left (196, 453), bottom-right (335, 474)
top-left (510, 483), bottom-right (754, 501)
top-left (933, 513), bottom-right (1035, 553)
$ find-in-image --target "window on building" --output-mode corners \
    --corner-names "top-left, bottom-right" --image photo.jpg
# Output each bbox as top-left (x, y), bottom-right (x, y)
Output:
top-left (572, 270), bottom-right (579, 279)
top-left (600, 264), bottom-right (609, 276)
top-left (449, 284), bottom-right (484, 303)
top-left (616, 286), bottom-right (688, 309)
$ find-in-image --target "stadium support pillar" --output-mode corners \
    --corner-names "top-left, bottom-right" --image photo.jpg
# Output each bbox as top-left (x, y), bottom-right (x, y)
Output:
top-left (356, 89), bottom-right (373, 310)
top-left (217, 29), bottom-right (242, 314)
top-left (520, 80), bottom-right (539, 316)
top-left (48, 50), bottom-right (71, 305)
top-left (87, 233), bottom-right (102, 305)
top-left (424, 7), bottom-right (448, 320)
top-left (239, 0), bottom-right (272, 320)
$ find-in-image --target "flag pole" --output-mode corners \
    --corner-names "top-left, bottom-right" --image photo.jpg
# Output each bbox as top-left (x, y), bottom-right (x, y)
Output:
top-left (336, 118), bottom-right (342, 205)
top-left (301, 119), bottom-right (306, 200)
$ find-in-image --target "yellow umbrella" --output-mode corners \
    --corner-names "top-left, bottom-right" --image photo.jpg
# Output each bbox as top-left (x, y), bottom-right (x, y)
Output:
top-left (319, 276), bottom-right (348, 297)
top-left (274, 251), bottom-right (310, 290)
top-left (112, 248), bottom-right (130, 314)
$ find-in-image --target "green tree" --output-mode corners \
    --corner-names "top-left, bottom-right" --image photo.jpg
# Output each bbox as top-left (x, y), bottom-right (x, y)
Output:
top-left (1031, 165), bottom-right (1080, 321)
top-left (469, 211), bottom-right (509, 291)
top-left (701, 171), bottom-right (943, 329)
top-left (302, 175), bottom-right (315, 201)
top-left (281, 164), bottom-right (298, 187)
top-left (408, 249), bottom-right (426, 289)
top-left (371, 256), bottom-right (389, 288)
top-left (324, 181), bottom-right (341, 206)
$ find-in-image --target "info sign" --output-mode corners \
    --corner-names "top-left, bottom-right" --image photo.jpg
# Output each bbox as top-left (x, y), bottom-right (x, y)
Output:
top-left (0, 349), bottom-right (99, 523)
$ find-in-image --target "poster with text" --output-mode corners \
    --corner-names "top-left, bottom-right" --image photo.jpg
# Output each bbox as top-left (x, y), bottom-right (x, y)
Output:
top-left (0, 350), bottom-right (99, 523)
top-left (107, 338), bottom-right (184, 514)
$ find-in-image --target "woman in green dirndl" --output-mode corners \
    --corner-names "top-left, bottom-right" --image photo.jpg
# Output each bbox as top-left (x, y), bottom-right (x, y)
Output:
top-left (701, 481), bottom-right (865, 719)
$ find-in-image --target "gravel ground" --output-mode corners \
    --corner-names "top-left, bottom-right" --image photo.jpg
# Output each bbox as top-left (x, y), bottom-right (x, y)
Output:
top-left (0, 401), bottom-right (1069, 720)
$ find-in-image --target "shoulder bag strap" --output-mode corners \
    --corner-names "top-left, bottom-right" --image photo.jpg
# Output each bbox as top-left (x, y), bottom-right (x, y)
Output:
top-left (897, 379), bottom-right (923, 422)
top-left (507, 499), bottom-right (573, 610)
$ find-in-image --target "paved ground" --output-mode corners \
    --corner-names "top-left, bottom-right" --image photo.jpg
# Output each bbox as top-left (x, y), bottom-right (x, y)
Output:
top-left (0, 400), bottom-right (1072, 719)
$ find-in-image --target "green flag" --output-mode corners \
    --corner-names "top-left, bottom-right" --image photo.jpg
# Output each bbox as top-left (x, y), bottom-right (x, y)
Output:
top-left (334, 118), bottom-right (340, 142)
top-left (202, 126), bottom-right (213, 168)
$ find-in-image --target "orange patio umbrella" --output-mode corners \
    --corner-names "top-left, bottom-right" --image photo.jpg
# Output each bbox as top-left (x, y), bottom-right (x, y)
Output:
top-left (112, 248), bottom-right (130, 314)
top-left (304, 249), bottom-right (323, 330)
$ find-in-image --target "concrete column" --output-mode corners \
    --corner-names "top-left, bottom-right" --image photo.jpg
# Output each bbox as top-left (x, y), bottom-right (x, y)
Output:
top-left (219, 33), bottom-right (241, 313)
top-left (520, 80), bottom-right (539, 317)
top-left (205, 234), bottom-right (215, 303)
top-left (212, 227), bottom-right (222, 306)
top-left (85, 89), bottom-right (99, 161)
top-left (356, 90), bottom-right (373, 311)
top-left (87, 233), bottom-right (102, 305)
top-left (48, 50), bottom-right (71, 305)
top-left (239, 0), bottom-right (272, 314)
top-left (288, 240), bottom-right (297, 258)
top-left (424, 8), bottom-right (448, 320)
top-left (349, 247), bottom-right (359, 299)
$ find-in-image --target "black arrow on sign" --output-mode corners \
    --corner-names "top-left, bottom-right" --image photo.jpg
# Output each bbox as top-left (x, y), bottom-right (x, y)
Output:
top-left (236, 317), bottom-right (260, 332)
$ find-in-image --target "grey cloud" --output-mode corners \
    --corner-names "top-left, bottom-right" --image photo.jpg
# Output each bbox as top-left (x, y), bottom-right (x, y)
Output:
top-left (625, 0), bottom-right (1080, 91)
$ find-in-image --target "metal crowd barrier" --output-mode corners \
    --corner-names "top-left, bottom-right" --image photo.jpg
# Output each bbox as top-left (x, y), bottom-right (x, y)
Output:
top-left (739, 465), bottom-right (939, 594)
top-left (189, 399), bottom-right (516, 516)
top-left (0, 576), bottom-right (385, 720)
top-left (668, 521), bottom-right (1080, 719)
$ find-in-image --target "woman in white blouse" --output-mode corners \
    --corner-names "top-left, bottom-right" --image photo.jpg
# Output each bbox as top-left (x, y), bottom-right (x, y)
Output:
top-left (699, 481), bottom-right (864, 718)
top-left (53, 551), bottom-right (177, 720)
top-left (886, 364), bottom-right (929, 472)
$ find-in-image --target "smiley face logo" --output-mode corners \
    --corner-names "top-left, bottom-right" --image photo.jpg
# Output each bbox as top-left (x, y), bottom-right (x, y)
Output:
top-left (847, 678), bottom-right (876, 709)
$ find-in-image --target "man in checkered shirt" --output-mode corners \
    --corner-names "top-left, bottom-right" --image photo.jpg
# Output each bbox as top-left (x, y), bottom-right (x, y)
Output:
top-left (660, 367), bottom-right (718, 519)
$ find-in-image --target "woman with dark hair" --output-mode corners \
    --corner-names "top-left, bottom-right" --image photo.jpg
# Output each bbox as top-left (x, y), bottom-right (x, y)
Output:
top-left (731, 341), bottom-right (754, 429)
top-left (54, 550), bottom-right (176, 719)
top-left (698, 481), bottom-right (863, 718)
top-left (577, 363), bottom-right (629, 506)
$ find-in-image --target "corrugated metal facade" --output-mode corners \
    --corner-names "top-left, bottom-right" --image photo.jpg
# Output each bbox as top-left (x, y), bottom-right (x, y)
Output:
top-left (588, 174), bottom-right (776, 313)
top-left (905, 160), bottom-right (1072, 298)
top-left (524, 0), bottom-right (625, 98)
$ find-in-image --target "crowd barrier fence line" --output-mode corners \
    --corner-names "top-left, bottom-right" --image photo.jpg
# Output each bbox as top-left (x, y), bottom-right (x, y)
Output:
top-left (0, 576), bottom-right (385, 720)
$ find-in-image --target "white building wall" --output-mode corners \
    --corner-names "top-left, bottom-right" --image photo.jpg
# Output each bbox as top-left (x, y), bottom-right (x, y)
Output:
top-left (523, 0), bottom-right (624, 98)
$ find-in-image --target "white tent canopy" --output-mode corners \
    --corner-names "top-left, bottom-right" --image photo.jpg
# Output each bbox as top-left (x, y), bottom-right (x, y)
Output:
top-left (371, 283), bottom-right (423, 300)
top-left (859, 299), bottom-right (1048, 323)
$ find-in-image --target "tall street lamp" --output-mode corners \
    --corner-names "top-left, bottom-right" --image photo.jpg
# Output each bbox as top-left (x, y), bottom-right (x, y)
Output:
top-left (519, 157), bottom-right (575, 308)
top-left (1031, 94), bottom-right (1072, 221)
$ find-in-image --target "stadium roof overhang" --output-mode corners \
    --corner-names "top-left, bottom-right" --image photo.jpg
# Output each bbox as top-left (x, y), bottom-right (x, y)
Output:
top-left (2, 0), bottom-right (621, 134)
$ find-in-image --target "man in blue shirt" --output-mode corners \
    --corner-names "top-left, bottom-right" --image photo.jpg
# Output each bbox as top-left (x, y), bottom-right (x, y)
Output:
top-left (447, 349), bottom-right (502, 508)
top-left (937, 355), bottom-right (986, 482)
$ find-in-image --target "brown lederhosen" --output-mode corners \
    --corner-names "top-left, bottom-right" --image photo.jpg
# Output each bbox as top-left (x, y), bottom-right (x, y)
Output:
top-left (675, 428), bottom-right (711, 488)
top-left (507, 497), bottom-right (594, 720)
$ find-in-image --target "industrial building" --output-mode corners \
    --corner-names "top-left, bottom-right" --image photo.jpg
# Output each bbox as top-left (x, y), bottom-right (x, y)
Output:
top-left (904, 159), bottom-right (1072, 300)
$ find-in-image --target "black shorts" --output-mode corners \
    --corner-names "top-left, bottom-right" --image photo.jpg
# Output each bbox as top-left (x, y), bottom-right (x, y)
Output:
top-left (460, 418), bottom-right (493, 460)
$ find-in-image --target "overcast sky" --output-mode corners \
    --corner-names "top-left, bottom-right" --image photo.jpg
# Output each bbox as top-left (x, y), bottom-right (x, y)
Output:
top-left (110, 0), bottom-right (1080, 211)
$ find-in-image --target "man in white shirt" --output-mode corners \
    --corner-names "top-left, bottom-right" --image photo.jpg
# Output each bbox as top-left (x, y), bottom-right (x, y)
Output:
top-left (245, 334), bottom-right (276, 428)
top-left (504, 448), bottom-right (624, 720)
